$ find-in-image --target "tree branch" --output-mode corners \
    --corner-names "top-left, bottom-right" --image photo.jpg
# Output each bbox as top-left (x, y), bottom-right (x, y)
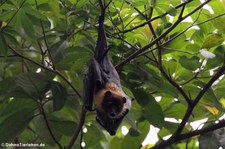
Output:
top-left (152, 63), bottom-right (225, 149)
top-left (178, 119), bottom-right (225, 141)
top-left (140, 1), bottom-right (192, 105)
top-left (66, 106), bottom-right (87, 149)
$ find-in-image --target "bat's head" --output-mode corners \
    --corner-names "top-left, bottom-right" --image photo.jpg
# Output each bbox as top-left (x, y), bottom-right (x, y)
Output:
top-left (95, 90), bottom-right (129, 136)
top-left (94, 82), bottom-right (130, 135)
top-left (102, 91), bottom-right (127, 118)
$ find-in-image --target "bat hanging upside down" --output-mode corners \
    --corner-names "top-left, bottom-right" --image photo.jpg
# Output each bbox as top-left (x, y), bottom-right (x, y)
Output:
top-left (83, 1), bottom-right (131, 136)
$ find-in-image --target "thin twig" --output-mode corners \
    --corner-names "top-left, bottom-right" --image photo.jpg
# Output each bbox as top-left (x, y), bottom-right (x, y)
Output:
top-left (0, 54), bottom-right (17, 58)
top-left (180, 59), bottom-right (206, 86)
top-left (0, 0), bottom-right (7, 7)
top-left (39, 102), bottom-right (62, 149)
top-left (59, 0), bottom-right (71, 11)
top-left (35, 0), bottom-right (55, 70)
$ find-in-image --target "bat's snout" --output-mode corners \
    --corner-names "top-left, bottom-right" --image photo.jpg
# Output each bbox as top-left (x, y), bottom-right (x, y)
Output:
top-left (110, 112), bottom-right (116, 117)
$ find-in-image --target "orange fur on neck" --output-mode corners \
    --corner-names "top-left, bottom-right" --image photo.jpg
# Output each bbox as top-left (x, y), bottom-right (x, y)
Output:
top-left (105, 82), bottom-right (124, 97)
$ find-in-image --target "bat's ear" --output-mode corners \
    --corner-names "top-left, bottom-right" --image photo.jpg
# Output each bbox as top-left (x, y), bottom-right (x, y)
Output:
top-left (105, 91), bottom-right (112, 97)
top-left (122, 97), bottom-right (126, 103)
top-left (124, 109), bottom-right (129, 115)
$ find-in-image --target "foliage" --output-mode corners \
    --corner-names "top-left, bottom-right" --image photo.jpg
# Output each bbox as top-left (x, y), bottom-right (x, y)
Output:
top-left (0, 0), bottom-right (225, 148)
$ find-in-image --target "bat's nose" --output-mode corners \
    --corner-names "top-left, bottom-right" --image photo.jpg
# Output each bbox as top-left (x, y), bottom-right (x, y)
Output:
top-left (110, 112), bottom-right (116, 117)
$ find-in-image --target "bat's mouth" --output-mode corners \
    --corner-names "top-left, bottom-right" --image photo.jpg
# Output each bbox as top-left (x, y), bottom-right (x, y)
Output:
top-left (108, 111), bottom-right (121, 119)
top-left (108, 114), bottom-right (116, 119)
top-left (110, 112), bottom-right (116, 117)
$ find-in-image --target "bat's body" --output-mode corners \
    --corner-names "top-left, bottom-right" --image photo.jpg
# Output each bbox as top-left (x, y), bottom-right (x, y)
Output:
top-left (83, 1), bottom-right (131, 135)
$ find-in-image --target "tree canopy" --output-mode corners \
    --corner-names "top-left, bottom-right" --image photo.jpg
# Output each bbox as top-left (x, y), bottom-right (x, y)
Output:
top-left (1, 0), bottom-right (225, 148)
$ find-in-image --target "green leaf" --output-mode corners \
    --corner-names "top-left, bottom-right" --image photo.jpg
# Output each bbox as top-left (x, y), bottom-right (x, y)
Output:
top-left (164, 33), bottom-right (187, 50)
top-left (132, 0), bottom-right (149, 6)
top-left (156, 4), bottom-right (177, 16)
top-left (134, 89), bottom-right (164, 128)
top-left (206, 45), bottom-right (225, 69)
top-left (201, 87), bottom-right (221, 106)
top-left (193, 10), bottom-right (213, 34)
top-left (24, 7), bottom-right (48, 21)
top-left (209, 0), bottom-right (225, 14)
top-left (15, 72), bottom-right (50, 99)
top-left (179, 56), bottom-right (200, 71)
top-left (185, 43), bottom-right (201, 53)
top-left (163, 121), bottom-right (179, 133)
top-left (48, 0), bottom-right (60, 17)
top-left (0, 78), bottom-right (14, 100)
top-left (76, 0), bottom-right (88, 9)
top-left (0, 108), bottom-right (34, 143)
top-left (2, 28), bottom-right (20, 47)
top-left (204, 0), bottom-right (225, 33)
top-left (122, 121), bottom-right (150, 149)
top-left (164, 103), bottom-right (187, 119)
top-left (19, 12), bottom-right (36, 40)
top-left (51, 120), bottom-right (76, 136)
top-left (49, 40), bottom-right (68, 64)
top-left (133, 89), bottom-right (149, 107)
top-left (211, 15), bottom-right (225, 34)
top-left (58, 46), bottom-right (92, 70)
top-left (192, 30), bottom-right (204, 46)
top-left (33, 114), bottom-right (76, 145)
top-left (33, 115), bottom-right (61, 145)
top-left (83, 124), bottom-right (105, 149)
top-left (109, 137), bottom-right (123, 149)
top-left (144, 97), bottom-right (165, 128)
top-left (159, 81), bottom-right (179, 97)
top-left (64, 46), bottom-right (92, 54)
top-left (202, 33), bottom-right (224, 49)
top-left (0, 98), bottom-right (36, 117)
top-left (51, 81), bottom-right (67, 111)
